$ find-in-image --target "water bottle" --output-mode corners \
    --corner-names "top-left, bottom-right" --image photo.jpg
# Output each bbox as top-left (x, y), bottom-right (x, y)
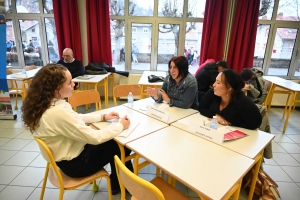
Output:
top-left (22, 68), bottom-right (26, 74)
top-left (128, 92), bottom-right (134, 108)
top-left (210, 116), bottom-right (218, 130)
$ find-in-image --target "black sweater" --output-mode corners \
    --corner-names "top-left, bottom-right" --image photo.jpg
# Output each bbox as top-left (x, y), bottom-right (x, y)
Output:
top-left (57, 59), bottom-right (85, 78)
top-left (195, 64), bottom-right (219, 93)
top-left (198, 89), bottom-right (262, 130)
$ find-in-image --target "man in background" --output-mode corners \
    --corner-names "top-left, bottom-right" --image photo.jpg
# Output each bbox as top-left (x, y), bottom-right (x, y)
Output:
top-left (57, 48), bottom-right (84, 89)
top-left (241, 68), bottom-right (267, 104)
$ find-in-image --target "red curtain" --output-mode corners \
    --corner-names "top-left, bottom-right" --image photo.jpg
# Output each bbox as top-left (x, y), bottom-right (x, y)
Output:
top-left (227, 0), bottom-right (260, 73)
top-left (53, 0), bottom-right (82, 61)
top-left (199, 0), bottom-right (228, 65)
top-left (86, 0), bottom-right (112, 65)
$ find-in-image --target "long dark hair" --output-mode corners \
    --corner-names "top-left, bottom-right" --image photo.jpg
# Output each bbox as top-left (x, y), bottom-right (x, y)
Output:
top-left (168, 56), bottom-right (189, 80)
top-left (22, 64), bottom-right (67, 133)
top-left (221, 69), bottom-right (245, 101)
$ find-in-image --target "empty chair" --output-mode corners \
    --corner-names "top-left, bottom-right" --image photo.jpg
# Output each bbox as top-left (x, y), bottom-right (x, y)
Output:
top-left (113, 84), bottom-right (141, 106)
top-left (114, 155), bottom-right (189, 200)
top-left (7, 69), bottom-right (23, 110)
top-left (34, 137), bottom-right (112, 200)
top-left (68, 90), bottom-right (102, 112)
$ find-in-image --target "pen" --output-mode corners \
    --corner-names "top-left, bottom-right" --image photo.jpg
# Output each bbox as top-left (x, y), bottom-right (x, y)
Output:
top-left (125, 117), bottom-right (128, 120)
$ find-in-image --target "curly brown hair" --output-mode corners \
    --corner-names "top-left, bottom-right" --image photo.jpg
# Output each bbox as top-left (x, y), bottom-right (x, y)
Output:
top-left (22, 64), bottom-right (68, 133)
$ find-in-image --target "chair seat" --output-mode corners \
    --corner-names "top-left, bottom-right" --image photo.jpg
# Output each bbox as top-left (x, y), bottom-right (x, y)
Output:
top-left (131, 177), bottom-right (189, 200)
top-left (49, 167), bottom-right (109, 189)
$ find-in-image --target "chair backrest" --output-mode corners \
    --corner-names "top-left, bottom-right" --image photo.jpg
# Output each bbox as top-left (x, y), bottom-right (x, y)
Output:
top-left (34, 137), bottom-right (64, 186)
top-left (114, 155), bottom-right (164, 200)
top-left (113, 84), bottom-right (141, 106)
top-left (69, 90), bottom-right (101, 111)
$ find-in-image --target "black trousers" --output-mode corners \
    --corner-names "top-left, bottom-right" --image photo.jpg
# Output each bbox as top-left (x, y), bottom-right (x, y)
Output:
top-left (56, 139), bottom-right (133, 190)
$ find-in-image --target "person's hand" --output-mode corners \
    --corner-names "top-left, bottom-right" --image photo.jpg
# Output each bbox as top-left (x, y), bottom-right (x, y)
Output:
top-left (216, 114), bottom-right (231, 126)
top-left (244, 83), bottom-right (250, 89)
top-left (120, 115), bottom-right (130, 130)
top-left (145, 86), bottom-right (159, 99)
top-left (105, 111), bottom-right (120, 120)
top-left (159, 89), bottom-right (170, 104)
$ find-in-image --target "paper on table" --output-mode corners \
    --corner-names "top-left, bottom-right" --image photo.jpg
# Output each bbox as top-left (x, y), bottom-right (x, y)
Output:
top-left (117, 121), bottom-right (140, 137)
top-left (76, 75), bottom-right (95, 80)
top-left (218, 126), bottom-right (248, 141)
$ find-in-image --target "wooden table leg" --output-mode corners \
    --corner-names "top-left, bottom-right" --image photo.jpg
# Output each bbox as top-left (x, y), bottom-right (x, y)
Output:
top-left (248, 150), bottom-right (263, 200)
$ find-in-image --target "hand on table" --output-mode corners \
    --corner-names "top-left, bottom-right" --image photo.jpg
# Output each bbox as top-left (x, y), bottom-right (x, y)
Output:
top-left (120, 115), bottom-right (130, 130)
top-left (216, 114), bottom-right (231, 126)
top-left (105, 111), bottom-right (120, 120)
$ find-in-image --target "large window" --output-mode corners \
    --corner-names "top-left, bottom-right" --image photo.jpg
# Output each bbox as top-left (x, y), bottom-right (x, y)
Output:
top-left (5, 0), bottom-right (59, 69)
top-left (110, 0), bottom-right (205, 73)
top-left (254, 0), bottom-right (300, 78)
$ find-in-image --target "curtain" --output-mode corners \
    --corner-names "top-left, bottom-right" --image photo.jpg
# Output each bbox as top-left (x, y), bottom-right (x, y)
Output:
top-left (53, 0), bottom-right (82, 61)
top-left (86, 0), bottom-right (112, 65)
top-left (227, 0), bottom-right (260, 73)
top-left (199, 0), bottom-right (228, 65)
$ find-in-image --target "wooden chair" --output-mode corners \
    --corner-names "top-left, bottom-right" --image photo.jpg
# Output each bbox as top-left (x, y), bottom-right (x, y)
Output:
top-left (34, 137), bottom-right (112, 200)
top-left (114, 155), bottom-right (189, 200)
top-left (113, 84), bottom-right (141, 106)
top-left (68, 90), bottom-right (102, 112)
top-left (7, 69), bottom-right (23, 110)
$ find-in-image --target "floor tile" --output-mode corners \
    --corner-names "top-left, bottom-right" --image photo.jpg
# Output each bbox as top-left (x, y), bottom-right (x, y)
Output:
top-left (0, 139), bottom-right (31, 151)
top-left (0, 150), bottom-right (18, 164)
top-left (278, 143), bottom-right (300, 154)
top-left (263, 165), bottom-right (293, 182)
top-left (287, 135), bottom-right (300, 143)
top-left (0, 128), bottom-right (24, 138)
top-left (27, 187), bottom-right (61, 200)
top-left (290, 154), bottom-right (300, 163)
top-left (21, 140), bottom-right (40, 152)
top-left (9, 167), bottom-right (45, 187)
top-left (64, 190), bottom-right (95, 200)
top-left (0, 185), bottom-right (6, 193)
top-left (272, 143), bottom-right (287, 153)
top-left (0, 138), bottom-right (11, 148)
top-left (4, 151), bottom-right (39, 166)
top-left (263, 158), bottom-right (278, 166)
top-left (273, 133), bottom-right (295, 143)
top-left (272, 153), bottom-right (300, 166)
top-left (15, 130), bottom-right (34, 139)
top-left (281, 166), bottom-right (300, 182)
top-left (28, 154), bottom-right (47, 167)
top-left (0, 121), bottom-right (24, 129)
top-left (0, 165), bottom-right (24, 184)
top-left (277, 182), bottom-right (300, 200)
top-left (0, 185), bottom-right (35, 200)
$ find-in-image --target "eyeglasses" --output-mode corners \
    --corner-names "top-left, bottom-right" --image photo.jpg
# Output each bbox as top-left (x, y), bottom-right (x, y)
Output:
top-left (63, 55), bottom-right (71, 57)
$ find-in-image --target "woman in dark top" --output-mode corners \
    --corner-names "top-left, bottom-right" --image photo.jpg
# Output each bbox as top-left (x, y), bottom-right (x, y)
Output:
top-left (198, 69), bottom-right (262, 130)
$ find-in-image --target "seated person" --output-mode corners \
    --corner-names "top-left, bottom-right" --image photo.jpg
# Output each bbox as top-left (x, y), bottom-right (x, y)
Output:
top-left (21, 64), bottom-right (133, 195)
top-left (240, 68), bottom-right (267, 104)
top-left (195, 60), bottom-right (228, 101)
top-left (57, 48), bottom-right (85, 89)
top-left (146, 56), bottom-right (198, 109)
top-left (198, 69), bottom-right (262, 130)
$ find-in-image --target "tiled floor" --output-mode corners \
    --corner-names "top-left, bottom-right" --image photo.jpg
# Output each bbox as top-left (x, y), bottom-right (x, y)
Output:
top-left (1, 97), bottom-right (300, 200)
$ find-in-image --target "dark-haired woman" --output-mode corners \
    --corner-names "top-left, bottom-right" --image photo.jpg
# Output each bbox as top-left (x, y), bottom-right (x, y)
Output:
top-left (22, 64), bottom-right (133, 195)
top-left (198, 69), bottom-right (262, 130)
top-left (146, 56), bottom-right (198, 109)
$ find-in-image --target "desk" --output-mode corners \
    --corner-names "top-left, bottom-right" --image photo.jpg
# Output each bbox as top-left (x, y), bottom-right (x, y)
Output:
top-left (138, 71), bottom-right (166, 98)
top-left (126, 126), bottom-right (255, 200)
top-left (171, 113), bottom-right (274, 200)
top-left (263, 76), bottom-right (300, 133)
top-left (6, 68), bottom-right (40, 99)
top-left (72, 73), bottom-right (111, 108)
top-left (123, 98), bottom-right (198, 124)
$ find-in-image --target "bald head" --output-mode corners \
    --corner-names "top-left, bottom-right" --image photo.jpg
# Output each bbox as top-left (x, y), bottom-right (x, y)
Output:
top-left (62, 48), bottom-right (74, 63)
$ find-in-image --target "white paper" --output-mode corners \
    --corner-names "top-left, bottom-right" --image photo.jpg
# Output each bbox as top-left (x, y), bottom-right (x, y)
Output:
top-left (146, 105), bottom-right (170, 123)
top-left (117, 121), bottom-right (140, 137)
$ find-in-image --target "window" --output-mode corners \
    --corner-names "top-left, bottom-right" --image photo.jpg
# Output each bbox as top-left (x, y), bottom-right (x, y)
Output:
top-left (110, 0), bottom-right (205, 72)
top-left (254, 0), bottom-right (300, 78)
top-left (5, 0), bottom-right (58, 69)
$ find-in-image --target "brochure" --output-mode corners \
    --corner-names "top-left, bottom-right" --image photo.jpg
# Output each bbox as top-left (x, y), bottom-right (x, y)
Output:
top-left (218, 126), bottom-right (249, 141)
top-left (76, 75), bottom-right (95, 80)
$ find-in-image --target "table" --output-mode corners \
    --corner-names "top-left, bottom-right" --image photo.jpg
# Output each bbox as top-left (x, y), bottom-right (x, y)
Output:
top-left (6, 68), bottom-right (40, 99)
top-left (126, 126), bottom-right (255, 200)
top-left (171, 113), bottom-right (274, 200)
top-left (138, 71), bottom-right (166, 98)
top-left (72, 73), bottom-right (111, 108)
top-left (123, 98), bottom-right (198, 124)
top-left (91, 105), bottom-right (168, 162)
top-left (263, 76), bottom-right (300, 133)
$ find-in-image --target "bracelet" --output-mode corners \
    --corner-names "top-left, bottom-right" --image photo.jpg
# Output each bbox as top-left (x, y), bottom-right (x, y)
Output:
top-left (103, 114), bottom-right (106, 121)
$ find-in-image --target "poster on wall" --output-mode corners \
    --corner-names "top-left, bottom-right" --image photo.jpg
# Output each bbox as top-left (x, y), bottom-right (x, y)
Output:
top-left (0, 14), bottom-right (16, 120)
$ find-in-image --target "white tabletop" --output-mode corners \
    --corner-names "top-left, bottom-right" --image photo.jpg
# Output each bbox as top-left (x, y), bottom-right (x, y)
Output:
top-left (262, 76), bottom-right (290, 83)
top-left (123, 98), bottom-right (198, 124)
top-left (91, 105), bottom-right (168, 145)
top-left (126, 126), bottom-right (255, 200)
top-left (72, 73), bottom-right (111, 83)
top-left (6, 68), bottom-right (40, 80)
top-left (271, 81), bottom-right (300, 92)
top-left (138, 71), bottom-right (166, 86)
top-left (171, 113), bottom-right (274, 159)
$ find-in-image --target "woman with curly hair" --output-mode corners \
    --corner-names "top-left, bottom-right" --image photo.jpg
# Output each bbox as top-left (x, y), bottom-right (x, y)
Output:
top-left (22, 64), bottom-right (133, 195)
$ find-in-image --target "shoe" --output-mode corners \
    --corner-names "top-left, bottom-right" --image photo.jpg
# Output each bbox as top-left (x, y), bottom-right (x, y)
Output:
top-left (112, 188), bottom-right (120, 195)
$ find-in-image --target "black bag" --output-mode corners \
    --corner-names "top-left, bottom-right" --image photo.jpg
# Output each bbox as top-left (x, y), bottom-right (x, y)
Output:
top-left (148, 75), bottom-right (164, 83)
top-left (85, 62), bottom-right (129, 77)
